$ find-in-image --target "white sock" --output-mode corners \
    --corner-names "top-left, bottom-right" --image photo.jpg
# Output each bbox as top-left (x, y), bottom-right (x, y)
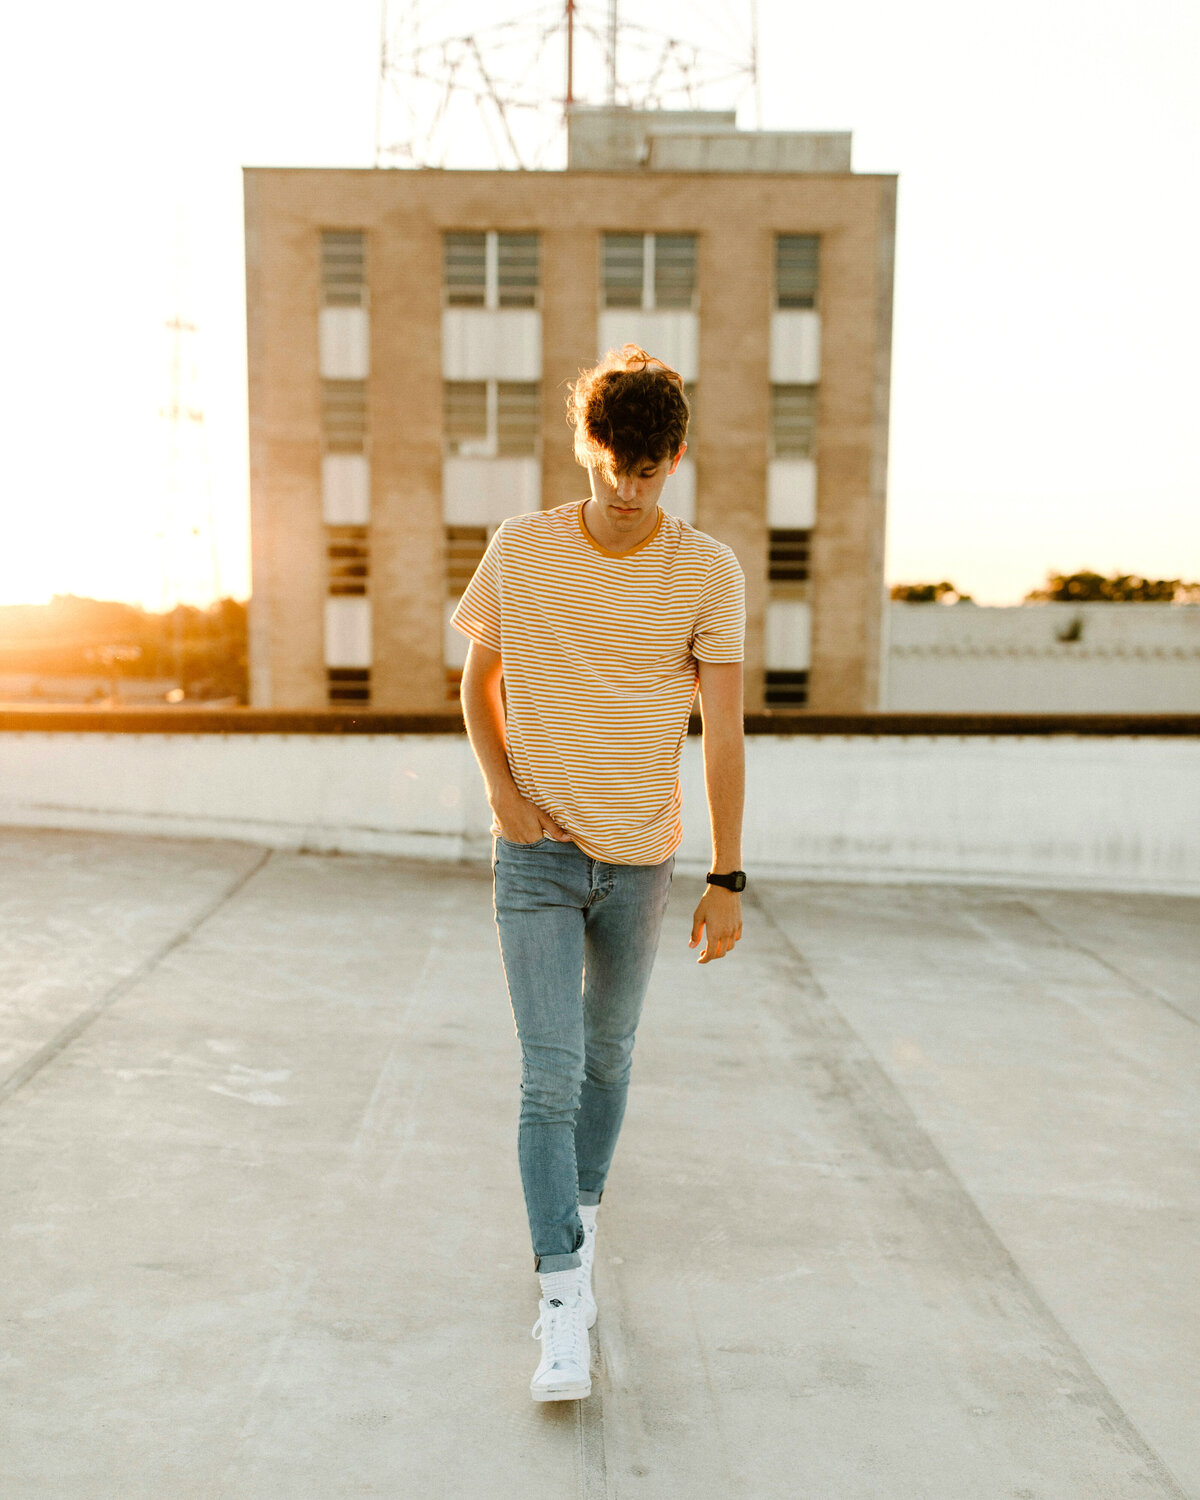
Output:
top-left (578, 1203), bottom-right (599, 1230)
top-left (539, 1267), bottom-right (581, 1302)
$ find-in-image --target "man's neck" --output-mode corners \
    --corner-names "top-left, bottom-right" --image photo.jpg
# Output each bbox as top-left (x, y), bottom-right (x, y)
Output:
top-left (580, 498), bottom-right (660, 555)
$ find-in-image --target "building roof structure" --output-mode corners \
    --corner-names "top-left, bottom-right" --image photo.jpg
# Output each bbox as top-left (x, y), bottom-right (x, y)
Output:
top-left (3, 824), bottom-right (1196, 1494)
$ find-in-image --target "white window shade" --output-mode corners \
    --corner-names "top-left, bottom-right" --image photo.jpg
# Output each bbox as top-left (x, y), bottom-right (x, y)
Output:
top-left (324, 596), bottom-right (372, 668)
top-left (765, 600), bottom-right (812, 669)
top-left (319, 307), bottom-right (370, 379)
top-left (321, 455), bottom-right (370, 525)
top-left (767, 459), bottom-right (817, 529)
top-left (769, 310), bottom-right (821, 383)
top-left (443, 457), bottom-right (540, 525)
top-left (597, 310), bottom-right (698, 382)
top-left (442, 309), bottom-right (541, 379)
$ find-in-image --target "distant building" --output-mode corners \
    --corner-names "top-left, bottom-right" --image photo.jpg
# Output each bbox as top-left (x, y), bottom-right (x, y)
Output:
top-left (883, 603), bottom-right (1200, 712)
top-left (244, 106), bottom-right (897, 713)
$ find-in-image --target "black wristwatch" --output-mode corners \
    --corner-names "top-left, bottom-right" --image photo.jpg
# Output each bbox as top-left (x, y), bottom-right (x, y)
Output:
top-left (706, 870), bottom-right (747, 892)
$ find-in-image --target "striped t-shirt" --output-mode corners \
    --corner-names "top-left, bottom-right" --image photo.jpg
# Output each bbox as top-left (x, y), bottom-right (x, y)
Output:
top-left (451, 498), bottom-right (745, 865)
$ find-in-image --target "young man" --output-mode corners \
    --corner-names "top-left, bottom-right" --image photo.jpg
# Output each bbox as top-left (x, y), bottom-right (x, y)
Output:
top-left (451, 344), bottom-right (747, 1403)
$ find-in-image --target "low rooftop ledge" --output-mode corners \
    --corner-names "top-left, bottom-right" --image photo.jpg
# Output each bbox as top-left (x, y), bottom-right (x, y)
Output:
top-left (1, 708), bottom-right (1198, 737)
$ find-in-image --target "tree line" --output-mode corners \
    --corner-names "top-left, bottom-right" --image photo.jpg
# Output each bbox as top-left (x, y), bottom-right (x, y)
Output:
top-left (0, 595), bottom-right (248, 702)
top-left (891, 571), bottom-right (1200, 604)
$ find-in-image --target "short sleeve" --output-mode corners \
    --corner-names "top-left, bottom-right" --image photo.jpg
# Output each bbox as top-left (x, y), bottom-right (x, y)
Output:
top-left (450, 526), bottom-right (504, 650)
top-left (691, 546), bottom-right (745, 663)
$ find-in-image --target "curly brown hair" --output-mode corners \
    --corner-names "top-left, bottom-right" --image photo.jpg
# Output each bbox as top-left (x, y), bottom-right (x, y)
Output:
top-left (566, 344), bottom-right (690, 477)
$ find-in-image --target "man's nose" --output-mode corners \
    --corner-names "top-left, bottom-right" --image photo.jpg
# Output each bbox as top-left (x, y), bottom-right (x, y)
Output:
top-left (616, 475), bottom-right (637, 501)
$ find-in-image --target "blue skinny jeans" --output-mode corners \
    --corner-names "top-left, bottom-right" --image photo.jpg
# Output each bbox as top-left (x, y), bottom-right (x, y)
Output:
top-left (492, 834), bottom-right (675, 1273)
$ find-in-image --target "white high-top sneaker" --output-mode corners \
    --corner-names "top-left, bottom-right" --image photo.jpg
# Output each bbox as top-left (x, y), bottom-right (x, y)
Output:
top-left (530, 1288), bottom-right (591, 1401)
top-left (578, 1218), bottom-right (598, 1328)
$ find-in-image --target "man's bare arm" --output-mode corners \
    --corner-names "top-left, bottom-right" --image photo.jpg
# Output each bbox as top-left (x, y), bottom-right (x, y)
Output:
top-left (688, 659), bottom-right (745, 964)
top-left (459, 640), bottom-right (570, 844)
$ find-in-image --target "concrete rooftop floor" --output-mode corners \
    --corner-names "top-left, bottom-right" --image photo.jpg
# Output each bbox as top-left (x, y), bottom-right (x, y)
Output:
top-left (1, 826), bottom-right (1197, 1500)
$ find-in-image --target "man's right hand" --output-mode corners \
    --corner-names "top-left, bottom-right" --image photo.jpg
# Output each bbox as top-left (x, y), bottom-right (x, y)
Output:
top-left (491, 789), bottom-right (572, 845)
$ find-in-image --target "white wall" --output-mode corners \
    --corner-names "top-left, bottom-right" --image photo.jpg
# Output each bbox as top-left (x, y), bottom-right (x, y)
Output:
top-left (886, 604), bottom-right (1200, 713)
top-left (2, 731), bottom-right (1197, 895)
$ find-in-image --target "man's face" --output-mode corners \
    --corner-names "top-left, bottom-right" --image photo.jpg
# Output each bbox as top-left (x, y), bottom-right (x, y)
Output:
top-left (587, 444), bottom-right (686, 533)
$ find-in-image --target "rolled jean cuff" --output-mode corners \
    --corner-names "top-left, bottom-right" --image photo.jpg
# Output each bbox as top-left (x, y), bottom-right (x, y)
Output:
top-left (534, 1250), bottom-right (582, 1273)
top-left (577, 1188), bottom-right (603, 1206)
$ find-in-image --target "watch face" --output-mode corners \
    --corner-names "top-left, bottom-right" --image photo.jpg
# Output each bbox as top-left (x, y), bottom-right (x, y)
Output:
top-left (732, 872), bottom-right (747, 891)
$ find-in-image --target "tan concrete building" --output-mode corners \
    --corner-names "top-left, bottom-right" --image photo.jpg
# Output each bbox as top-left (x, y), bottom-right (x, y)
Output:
top-left (244, 107), bottom-right (897, 713)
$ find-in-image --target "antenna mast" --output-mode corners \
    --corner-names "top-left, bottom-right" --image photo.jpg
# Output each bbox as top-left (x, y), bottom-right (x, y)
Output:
top-left (566, 0), bottom-right (575, 107)
top-left (376, 1), bottom-right (757, 171)
top-left (606, 0), bottom-right (617, 105)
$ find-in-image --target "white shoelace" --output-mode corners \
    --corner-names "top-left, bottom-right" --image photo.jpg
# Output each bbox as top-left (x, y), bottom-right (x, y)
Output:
top-left (531, 1295), bottom-right (588, 1368)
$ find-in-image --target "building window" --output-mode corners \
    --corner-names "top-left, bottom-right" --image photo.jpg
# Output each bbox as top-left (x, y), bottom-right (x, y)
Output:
top-left (769, 529), bottom-right (811, 583)
top-left (770, 384), bottom-right (817, 459)
top-left (327, 667), bottom-right (370, 704)
top-left (776, 235), bottom-right (819, 309)
top-left (445, 525), bottom-right (488, 595)
top-left (445, 233), bottom-right (486, 306)
top-left (497, 234), bottom-right (539, 308)
top-left (601, 234), bottom-right (643, 308)
top-left (497, 382), bottom-right (539, 456)
top-left (602, 232), bottom-right (697, 310)
top-left (444, 231), bottom-right (540, 309)
top-left (445, 381), bottom-right (489, 456)
top-left (654, 235), bottom-right (697, 309)
top-left (444, 380), bottom-right (539, 458)
top-left (321, 230), bottom-right (365, 308)
top-left (765, 669), bottom-right (809, 707)
top-left (327, 526), bottom-right (369, 596)
top-left (322, 380), bottom-right (367, 454)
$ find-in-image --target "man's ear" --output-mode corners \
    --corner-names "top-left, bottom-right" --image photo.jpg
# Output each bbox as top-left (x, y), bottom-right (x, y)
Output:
top-left (668, 442), bottom-right (687, 475)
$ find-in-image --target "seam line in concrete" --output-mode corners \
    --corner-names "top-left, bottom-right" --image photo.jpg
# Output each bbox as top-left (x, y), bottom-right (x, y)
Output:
top-left (748, 883), bottom-right (1192, 1499)
top-left (577, 1372), bottom-right (608, 1500)
top-left (1013, 897), bottom-right (1199, 1030)
top-left (0, 848), bottom-right (273, 1107)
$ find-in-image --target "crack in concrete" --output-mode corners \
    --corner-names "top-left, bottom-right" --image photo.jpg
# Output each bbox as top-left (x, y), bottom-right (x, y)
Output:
top-left (0, 847), bottom-right (273, 1106)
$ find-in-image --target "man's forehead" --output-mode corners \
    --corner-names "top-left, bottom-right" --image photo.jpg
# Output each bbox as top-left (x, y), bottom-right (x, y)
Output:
top-left (595, 451), bottom-right (658, 475)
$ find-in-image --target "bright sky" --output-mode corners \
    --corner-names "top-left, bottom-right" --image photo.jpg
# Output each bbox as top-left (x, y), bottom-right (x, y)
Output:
top-left (1, 0), bottom-right (1197, 608)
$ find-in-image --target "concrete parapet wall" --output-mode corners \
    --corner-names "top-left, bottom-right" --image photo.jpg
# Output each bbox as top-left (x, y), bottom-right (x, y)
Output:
top-left (1, 724), bottom-right (1197, 895)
